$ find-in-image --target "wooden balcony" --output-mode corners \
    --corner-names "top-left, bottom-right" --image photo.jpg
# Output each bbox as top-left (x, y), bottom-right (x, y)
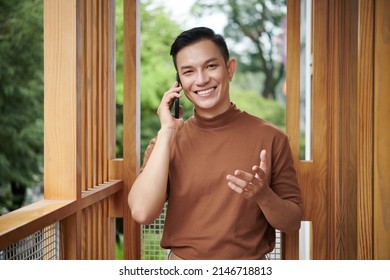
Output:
top-left (1, 0), bottom-right (389, 260)
top-left (0, 0), bottom-right (139, 260)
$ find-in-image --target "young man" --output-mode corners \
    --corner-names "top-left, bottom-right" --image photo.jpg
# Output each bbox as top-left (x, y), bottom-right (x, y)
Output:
top-left (128, 27), bottom-right (303, 260)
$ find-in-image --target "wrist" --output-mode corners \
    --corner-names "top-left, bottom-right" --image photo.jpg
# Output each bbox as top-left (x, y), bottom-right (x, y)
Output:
top-left (157, 127), bottom-right (177, 146)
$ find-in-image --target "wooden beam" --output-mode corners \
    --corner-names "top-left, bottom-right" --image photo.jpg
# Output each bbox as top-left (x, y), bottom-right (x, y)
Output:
top-left (285, 0), bottom-right (301, 259)
top-left (374, 0), bottom-right (390, 260)
top-left (44, 0), bottom-right (82, 200)
top-left (0, 200), bottom-right (76, 249)
top-left (357, 0), bottom-right (374, 260)
top-left (123, 0), bottom-right (141, 260)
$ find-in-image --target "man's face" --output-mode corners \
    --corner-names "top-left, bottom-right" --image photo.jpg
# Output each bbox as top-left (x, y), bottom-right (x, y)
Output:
top-left (176, 39), bottom-right (237, 118)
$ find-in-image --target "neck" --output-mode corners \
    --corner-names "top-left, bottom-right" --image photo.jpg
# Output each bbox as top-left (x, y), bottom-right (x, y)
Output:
top-left (194, 100), bottom-right (231, 119)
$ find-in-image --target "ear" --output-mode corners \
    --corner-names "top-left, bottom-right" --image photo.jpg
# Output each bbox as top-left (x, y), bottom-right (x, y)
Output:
top-left (226, 58), bottom-right (237, 81)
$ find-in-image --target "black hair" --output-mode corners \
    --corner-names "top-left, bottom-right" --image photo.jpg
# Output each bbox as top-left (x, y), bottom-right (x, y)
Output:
top-left (170, 27), bottom-right (230, 70)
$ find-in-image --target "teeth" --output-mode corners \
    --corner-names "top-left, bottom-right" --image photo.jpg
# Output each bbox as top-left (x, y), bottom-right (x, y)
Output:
top-left (197, 88), bottom-right (214, 96)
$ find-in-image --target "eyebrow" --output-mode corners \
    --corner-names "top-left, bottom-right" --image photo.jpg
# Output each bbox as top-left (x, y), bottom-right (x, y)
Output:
top-left (179, 57), bottom-right (219, 71)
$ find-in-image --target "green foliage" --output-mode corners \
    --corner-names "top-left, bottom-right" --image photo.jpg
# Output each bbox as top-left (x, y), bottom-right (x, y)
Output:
top-left (141, 229), bottom-right (166, 260)
top-left (230, 87), bottom-right (285, 131)
top-left (139, 0), bottom-right (182, 119)
top-left (0, 0), bottom-right (44, 214)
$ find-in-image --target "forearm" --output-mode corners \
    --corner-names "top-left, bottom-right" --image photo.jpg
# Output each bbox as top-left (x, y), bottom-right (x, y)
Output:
top-left (128, 128), bottom-right (176, 224)
top-left (256, 187), bottom-right (304, 233)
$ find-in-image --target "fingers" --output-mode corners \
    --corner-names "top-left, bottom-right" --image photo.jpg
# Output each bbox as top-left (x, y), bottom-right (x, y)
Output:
top-left (226, 170), bottom-right (259, 194)
top-left (252, 165), bottom-right (266, 179)
top-left (157, 83), bottom-right (182, 116)
top-left (226, 173), bottom-right (250, 193)
top-left (259, 149), bottom-right (268, 174)
top-left (226, 150), bottom-right (269, 199)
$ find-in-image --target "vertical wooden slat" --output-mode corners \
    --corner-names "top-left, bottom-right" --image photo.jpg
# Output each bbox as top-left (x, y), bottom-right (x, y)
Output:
top-left (357, 0), bottom-right (374, 260)
top-left (97, 0), bottom-right (103, 185)
top-left (109, 217), bottom-right (117, 259)
top-left (86, 0), bottom-right (93, 190)
top-left (285, 0), bottom-right (301, 259)
top-left (81, 208), bottom-right (88, 259)
top-left (340, 0), bottom-right (358, 259)
top-left (102, 0), bottom-right (116, 259)
top-left (81, 0), bottom-right (87, 192)
top-left (311, 0), bottom-right (330, 260)
top-left (42, 0), bottom-right (118, 260)
top-left (103, 199), bottom-right (109, 259)
top-left (327, 0), bottom-right (342, 260)
top-left (83, 207), bottom-right (90, 259)
top-left (102, 0), bottom-right (108, 182)
top-left (97, 202), bottom-right (103, 259)
top-left (374, 0), bottom-right (390, 260)
top-left (107, 0), bottom-right (117, 163)
top-left (106, 0), bottom-right (118, 258)
top-left (44, 0), bottom-right (82, 259)
top-left (44, 0), bottom-right (81, 199)
top-left (92, 0), bottom-right (98, 187)
top-left (123, 0), bottom-right (141, 260)
top-left (60, 213), bottom-right (81, 260)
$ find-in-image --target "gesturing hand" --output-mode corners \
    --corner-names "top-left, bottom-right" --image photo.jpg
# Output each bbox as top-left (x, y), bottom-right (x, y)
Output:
top-left (226, 150), bottom-right (269, 200)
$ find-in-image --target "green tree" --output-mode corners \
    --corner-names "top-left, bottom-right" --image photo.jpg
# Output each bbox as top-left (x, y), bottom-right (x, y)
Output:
top-left (192, 0), bottom-right (286, 100)
top-left (0, 0), bottom-right (44, 214)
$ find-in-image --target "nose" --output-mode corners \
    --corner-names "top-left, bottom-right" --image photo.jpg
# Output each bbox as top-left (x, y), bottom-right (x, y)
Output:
top-left (195, 70), bottom-right (209, 86)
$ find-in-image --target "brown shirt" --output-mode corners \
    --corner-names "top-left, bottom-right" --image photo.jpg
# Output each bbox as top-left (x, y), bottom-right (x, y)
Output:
top-left (142, 103), bottom-right (303, 259)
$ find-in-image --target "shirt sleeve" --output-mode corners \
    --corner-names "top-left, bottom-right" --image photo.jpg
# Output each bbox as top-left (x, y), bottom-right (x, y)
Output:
top-left (140, 137), bottom-right (157, 173)
top-left (270, 135), bottom-right (303, 206)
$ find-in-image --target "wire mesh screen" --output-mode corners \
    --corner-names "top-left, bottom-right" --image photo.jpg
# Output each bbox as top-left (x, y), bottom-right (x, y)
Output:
top-left (0, 222), bottom-right (60, 260)
top-left (266, 230), bottom-right (282, 260)
top-left (141, 202), bottom-right (169, 260)
top-left (141, 204), bottom-right (282, 260)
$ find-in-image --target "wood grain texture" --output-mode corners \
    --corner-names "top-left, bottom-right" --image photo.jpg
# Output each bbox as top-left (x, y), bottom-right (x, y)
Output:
top-left (123, 0), bottom-right (141, 260)
top-left (305, 0), bottom-right (329, 259)
top-left (327, 0), bottom-right (342, 259)
top-left (0, 200), bottom-right (76, 249)
top-left (44, 0), bottom-right (80, 199)
top-left (357, 0), bottom-right (374, 260)
top-left (286, 0), bottom-right (360, 260)
top-left (285, 0), bottom-right (301, 259)
top-left (339, 0), bottom-right (358, 259)
top-left (374, 0), bottom-right (390, 260)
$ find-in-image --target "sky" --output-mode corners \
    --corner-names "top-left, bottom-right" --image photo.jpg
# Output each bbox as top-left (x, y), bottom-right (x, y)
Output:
top-left (154, 0), bottom-right (227, 34)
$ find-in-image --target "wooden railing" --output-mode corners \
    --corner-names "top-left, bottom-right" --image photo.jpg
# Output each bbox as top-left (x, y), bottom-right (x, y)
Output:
top-left (0, 0), bottom-right (140, 260)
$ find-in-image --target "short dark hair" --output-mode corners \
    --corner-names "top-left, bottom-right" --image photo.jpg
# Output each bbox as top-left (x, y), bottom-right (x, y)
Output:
top-left (170, 27), bottom-right (230, 70)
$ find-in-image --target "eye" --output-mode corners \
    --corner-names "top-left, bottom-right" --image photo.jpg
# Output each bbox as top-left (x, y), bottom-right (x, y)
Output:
top-left (207, 64), bottom-right (218, 69)
top-left (183, 70), bottom-right (193, 76)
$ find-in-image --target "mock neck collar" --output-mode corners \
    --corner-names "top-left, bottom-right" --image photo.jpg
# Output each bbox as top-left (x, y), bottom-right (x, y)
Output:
top-left (190, 103), bottom-right (242, 129)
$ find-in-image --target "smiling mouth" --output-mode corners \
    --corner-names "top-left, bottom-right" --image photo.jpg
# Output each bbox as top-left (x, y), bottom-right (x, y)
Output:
top-left (195, 87), bottom-right (216, 96)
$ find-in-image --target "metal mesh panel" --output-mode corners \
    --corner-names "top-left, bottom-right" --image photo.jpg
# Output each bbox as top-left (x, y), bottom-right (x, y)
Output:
top-left (266, 230), bottom-right (282, 260)
top-left (141, 204), bottom-right (282, 260)
top-left (141, 202), bottom-right (169, 260)
top-left (0, 223), bottom-right (60, 260)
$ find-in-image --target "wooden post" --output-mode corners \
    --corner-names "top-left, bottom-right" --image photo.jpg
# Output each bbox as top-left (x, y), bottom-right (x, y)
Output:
top-left (123, 0), bottom-right (141, 260)
top-left (44, 0), bottom-right (82, 259)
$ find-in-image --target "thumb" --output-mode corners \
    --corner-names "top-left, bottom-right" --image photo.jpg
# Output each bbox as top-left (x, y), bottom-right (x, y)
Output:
top-left (259, 149), bottom-right (268, 174)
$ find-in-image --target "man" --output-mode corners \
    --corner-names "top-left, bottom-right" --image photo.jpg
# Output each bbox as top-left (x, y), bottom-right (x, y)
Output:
top-left (128, 27), bottom-right (303, 260)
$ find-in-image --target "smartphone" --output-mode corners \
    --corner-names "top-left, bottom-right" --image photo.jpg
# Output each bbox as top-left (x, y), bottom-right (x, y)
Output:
top-left (174, 73), bottom-right (181, 119)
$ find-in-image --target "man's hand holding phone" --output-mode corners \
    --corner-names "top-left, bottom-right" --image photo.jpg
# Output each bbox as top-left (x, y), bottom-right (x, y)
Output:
top-left (157, 78), bottom-right (183, 132)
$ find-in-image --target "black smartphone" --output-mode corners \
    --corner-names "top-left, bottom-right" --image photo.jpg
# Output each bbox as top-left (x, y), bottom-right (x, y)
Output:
top-left (174, 72), bottom-right (181, 119)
